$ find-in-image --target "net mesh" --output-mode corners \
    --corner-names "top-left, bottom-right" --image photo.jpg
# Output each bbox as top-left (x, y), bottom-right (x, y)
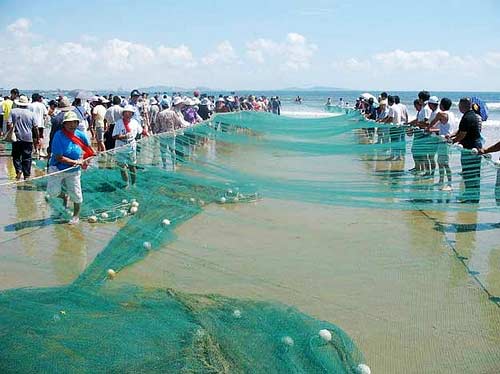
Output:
top-left (1, 109), bottom-right (499, 373)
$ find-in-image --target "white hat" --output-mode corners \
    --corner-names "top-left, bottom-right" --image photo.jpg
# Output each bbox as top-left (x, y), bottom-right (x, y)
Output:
top-left (90, 96), bottom-right (99, 102)
top-left (99, 96), bottom-right (110, 103)
top-left (14, 95), bottom-right (29, 107)
top-left (428, 96), bottom-right (439, 105)
top-left (184, 98), bottom-right (195, 106)
top-left (122, 105), bottom-right (136, 113)
top-left (200, 98), bottom-right (210, 105)
top-left (149, 98), bottom-right (158, 105)
top-left (227, 96), bottom-right (235, 102)
top-left (172, 96), bottom-right (184, 106)
top-left (216, 98), bottom-right (225, 103)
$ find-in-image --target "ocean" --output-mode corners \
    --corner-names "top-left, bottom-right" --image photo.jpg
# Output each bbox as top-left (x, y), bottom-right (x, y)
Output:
top-left (253, 90), bottom-right (500, 148)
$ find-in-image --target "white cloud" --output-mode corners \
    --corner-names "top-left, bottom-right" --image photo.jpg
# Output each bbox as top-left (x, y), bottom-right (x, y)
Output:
top-left (245, 33), bottom-right (317, 70)
top-left (201, 41), bottom-right (238, 65)
top-left (157, 44), bottom-right (196, 67)
top-left (333, 49), bottom-right (489, 73)
top-left (7, 18), bottom-right (32, 39)
top-left (485, 52), bottom-right (500, 68)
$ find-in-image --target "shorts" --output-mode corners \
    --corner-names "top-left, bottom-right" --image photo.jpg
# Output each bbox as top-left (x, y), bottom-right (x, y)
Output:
top-left (47, 166), bottom-right (83, 203)
top-left (38, 127), bottom-right (44, 139)
top-left (437, 142), bottom-right (450, 164)
top-left (95, 127), bottom-right (104, 142)
top-left (116, 149), bottom-right (137, 166)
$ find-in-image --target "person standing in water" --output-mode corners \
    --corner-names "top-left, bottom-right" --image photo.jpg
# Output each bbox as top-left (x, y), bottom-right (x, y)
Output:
top-left (112, 105), bottom-right (143, 188)
top-left (452, 97), bottom-right (483, 203)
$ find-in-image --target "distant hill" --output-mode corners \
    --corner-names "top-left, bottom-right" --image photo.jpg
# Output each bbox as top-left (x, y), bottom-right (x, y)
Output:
top-left (139, 85), bottom-right (217, 93)
top-left (281, 86), bottom-right (348, 91)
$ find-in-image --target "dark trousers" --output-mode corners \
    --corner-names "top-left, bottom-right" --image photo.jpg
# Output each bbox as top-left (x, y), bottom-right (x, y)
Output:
top-left (12, 141), bottom-right (33, 178)
top-left (460, 152), bottom-right (481, 202)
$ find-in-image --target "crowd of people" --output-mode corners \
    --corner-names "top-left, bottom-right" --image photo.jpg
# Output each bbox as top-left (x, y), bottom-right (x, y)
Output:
top-left (0, 88), bottom-right (283, 224)
top-left (354, 90), bottom-right (499, 203)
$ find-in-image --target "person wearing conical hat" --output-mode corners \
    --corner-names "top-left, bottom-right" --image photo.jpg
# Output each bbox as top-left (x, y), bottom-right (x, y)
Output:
top-left (47, 111), bottom-right (94, 225)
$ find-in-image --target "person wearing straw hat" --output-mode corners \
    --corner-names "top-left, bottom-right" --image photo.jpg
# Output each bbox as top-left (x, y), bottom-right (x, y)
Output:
top-left (47, 111), bottom-right (94, 224)
top-left (112, 105), bottom-right (143, 188)
top-left (6, 95), bottom-right (38, 180)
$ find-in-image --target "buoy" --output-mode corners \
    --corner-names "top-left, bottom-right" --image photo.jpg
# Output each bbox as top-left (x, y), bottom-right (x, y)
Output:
top-left (88, 215), bottom-right (98, 223)
top-left (130, 206), bottom-right (138, 214)
top-left (357, 364), bottom-right (371, 374)
top-left (101, 212), bottom-right (109, 219)
top-left (219, 197), bottom-right (226, 204)
top-left (131, 201), bottom-right (139, 208)
top-left (162, 219), bottom-right (171, 226)
top-left (282, 336), bottom-right (294, 346)
top-left (319, 329), bottom-right (332, 342)
top-left (107, 269), bottom-right (116, 279)
top-left (232, 309), bottom-right (241, 318)
top-left (122, 199), bottom-right (128, 204)
top-left (143, 241), bottom-right (152, 250)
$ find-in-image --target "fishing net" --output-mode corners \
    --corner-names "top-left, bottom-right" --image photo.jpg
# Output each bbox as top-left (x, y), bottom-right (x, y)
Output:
top-left (0, 111), bottom-right (375, 374)
top-left (1, 109), bottom-right (499, 373)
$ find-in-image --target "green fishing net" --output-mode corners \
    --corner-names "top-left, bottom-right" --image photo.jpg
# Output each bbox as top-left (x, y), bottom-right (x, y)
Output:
top-left (0, 111), bottom-right (383, 373)
top-left (1, 109), bottom-right (499, 373)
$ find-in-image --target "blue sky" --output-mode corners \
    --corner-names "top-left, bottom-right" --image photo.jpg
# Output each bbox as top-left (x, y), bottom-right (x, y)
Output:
top-left (1, 0), bottom-right (500, 90)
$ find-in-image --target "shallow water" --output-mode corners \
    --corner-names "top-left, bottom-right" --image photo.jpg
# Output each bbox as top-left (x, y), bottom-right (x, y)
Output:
top-left (1, 111), bottom-right (500, 373)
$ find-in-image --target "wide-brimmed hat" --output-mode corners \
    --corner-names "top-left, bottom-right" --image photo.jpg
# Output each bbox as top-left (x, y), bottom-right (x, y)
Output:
top-left (14, 95), bottom-right (29, 107)
top-left (58, 97), bottom-right (73, 112)
top-left (172, 96), bottom-right (184, 106)
top-left (122, 105), bottom-right (136, 113)
top-left (99, 96), bottom-right (110, 104)
top-left (90, 95), bottom-right (100, 102)
top-left (428, 96), bottom-right (439, 105)
top-left (183, 98), bottom-right (195, 106)
top-left (63, 111), bottom-right (79, 123)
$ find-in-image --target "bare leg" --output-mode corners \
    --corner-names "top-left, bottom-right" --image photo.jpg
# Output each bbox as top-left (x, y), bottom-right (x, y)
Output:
top-left (129, 165), bottom-right (137, 185)
top-left (73, 202), bottom-right (81, 217)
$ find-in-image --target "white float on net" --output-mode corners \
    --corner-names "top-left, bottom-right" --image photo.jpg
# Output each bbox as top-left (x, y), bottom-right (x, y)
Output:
top-left (107, 269), bottom-right (116, 279)
top-left (319, 329), bottom-right (332, 342)
top-left (357, 363), bottom-right (371, 374)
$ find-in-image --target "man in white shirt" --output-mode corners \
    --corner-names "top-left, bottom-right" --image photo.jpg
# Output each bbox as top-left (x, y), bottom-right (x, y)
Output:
top-left (104, 96), bottom-right (123, 150)
top-left (394, 96), bottom-right (408, 124)
top-left (425, 96), bottom-right (440, 177)
top-left (92, 97), bottom-right (108, 152)
top-left (29, 93), bottom-right (48, 157)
